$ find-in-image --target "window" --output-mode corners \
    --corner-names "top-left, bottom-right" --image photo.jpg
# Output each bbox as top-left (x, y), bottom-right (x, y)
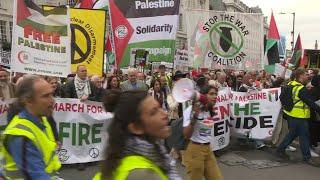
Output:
top-left (67, 0), bottom-right (77, 6)
top-left (179, 14), bottom-right (183, 31)
top-left (0, 20), bottom-right (7, 43)
top-left (9, 22), bottom-right (12, 41)
top-left (199, 0), bottom-right (206, 9)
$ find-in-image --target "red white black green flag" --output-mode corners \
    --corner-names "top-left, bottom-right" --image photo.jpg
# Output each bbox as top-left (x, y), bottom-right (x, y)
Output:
top-left (109, 0), bottom-right (180, 67)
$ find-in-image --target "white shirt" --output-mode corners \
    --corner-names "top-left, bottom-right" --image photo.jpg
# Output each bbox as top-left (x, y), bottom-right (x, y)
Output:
top-left (183, 106), bottom-right (213, 143)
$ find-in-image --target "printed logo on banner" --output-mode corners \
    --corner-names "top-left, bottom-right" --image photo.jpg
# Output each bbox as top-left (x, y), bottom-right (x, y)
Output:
top-left (267, 89), bottom-right (279, 102)
top-left (218, 136), bottom-right (225, 147)
top-left (58, 149), bottom-right (70, 162)
top-left (209, 22), bottom-right (244, 58)
top-left (17, 51), bottom-right (31, 64)
top-left (89, 147), bottom-right (100, 158)
top-left (70, 24), bottom-right (91, 64)
top-left (115, 25), bottom-right (129, 39)
top-left (204, 16), bottom-right (249, 65)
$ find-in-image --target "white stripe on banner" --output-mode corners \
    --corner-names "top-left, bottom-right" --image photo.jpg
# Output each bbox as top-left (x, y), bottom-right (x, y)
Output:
top-left (128, 15), bottom-right (178, 43)
top-left (28, 8), bottom-right (68, 26)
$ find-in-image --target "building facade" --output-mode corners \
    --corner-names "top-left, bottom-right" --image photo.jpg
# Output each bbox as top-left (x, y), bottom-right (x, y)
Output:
top-left (0, 0), bottom-right (13, 49)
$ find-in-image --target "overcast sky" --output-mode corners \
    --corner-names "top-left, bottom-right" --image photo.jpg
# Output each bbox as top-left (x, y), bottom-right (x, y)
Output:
top-left (241, 0), bottom-right (320, 50)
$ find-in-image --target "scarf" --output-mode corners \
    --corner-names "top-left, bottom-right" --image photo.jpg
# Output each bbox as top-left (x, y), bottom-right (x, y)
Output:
top-left (123, 136), bottom-right (182, 180)
top-left (74, 75), bottom-right (91, 98)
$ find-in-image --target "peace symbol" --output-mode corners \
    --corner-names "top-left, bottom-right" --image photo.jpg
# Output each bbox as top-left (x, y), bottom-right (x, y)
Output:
top-left (89, 148), bottom-right (99, 158)
top-left (70, 24), bottom-right (91, 64)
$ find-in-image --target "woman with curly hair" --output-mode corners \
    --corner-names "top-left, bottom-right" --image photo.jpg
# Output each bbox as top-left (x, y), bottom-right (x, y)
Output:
top-left (106, 75), bottom-right (120, 90)
top-left (93, 90), bottom-right (181, 180)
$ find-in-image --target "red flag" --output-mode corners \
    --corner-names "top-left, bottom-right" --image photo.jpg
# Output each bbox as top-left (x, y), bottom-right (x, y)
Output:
top-left (80, 0), bottom-right (94, 8)
top-left (300, 50), bottom-right (308, 67)
top-left (105, 36), bottom-right (112, 52)
top-left (268, 12), bottom-right (280, 40)
top-left (109, 0), bottom-right (134, 68)
top-left (16, 0), bottom-right (32, 24)
top-left (291, 34), bottom-right (302, 66)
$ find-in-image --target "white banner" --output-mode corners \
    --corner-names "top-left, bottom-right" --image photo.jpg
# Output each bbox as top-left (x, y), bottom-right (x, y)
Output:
top-left (54, 99), bottom-right (112, 164)
top-left (184, 88), bottom-right (281, 151)
top-left (228, 88), bottom-right (281, 140)
top-left (0, 98), bottom-right (112, 164)
top-left (11, 0), bottom-right (71, 77)
top-left (274, 63), bottom-right (292, 79)
top-left (210, 88), bottom-right (231, 151)
top-left (174, 49), bottom-right (189, 71)
top-left (186, 10), bottom-right (264, 70)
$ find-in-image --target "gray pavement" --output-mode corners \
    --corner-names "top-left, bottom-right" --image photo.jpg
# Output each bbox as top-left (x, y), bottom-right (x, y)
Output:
top-left (59, 144), bottom-right (320, 180)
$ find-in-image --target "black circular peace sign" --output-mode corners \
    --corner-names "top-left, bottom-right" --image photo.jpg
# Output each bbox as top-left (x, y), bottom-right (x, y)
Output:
top-left (89, 148), bottom-right (99, 158)
top-left (70, 24), bottom-right (91, 64)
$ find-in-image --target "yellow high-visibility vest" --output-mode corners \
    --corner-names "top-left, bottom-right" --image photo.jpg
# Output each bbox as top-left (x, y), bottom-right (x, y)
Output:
top-left (1, 115), bottom-right (61, 179)
top-left (283, 80), bottom-right (311, 119)
top-left (93, 155), bottom-right (168, 180)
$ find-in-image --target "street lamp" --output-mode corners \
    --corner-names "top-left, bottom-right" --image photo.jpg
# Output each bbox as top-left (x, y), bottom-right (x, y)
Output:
top-left (279, 12), bottom-right (296, 52)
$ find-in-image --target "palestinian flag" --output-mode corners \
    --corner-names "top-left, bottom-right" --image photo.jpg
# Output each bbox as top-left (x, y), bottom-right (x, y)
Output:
top-left (300, 49), bottom-right (308, 67)
top-left (16, 0), bottom-right (68, 36)
top-left (290, 34), bottom-right (302, 66)
top-left (190, 22), bottom-right (210, 68)
top-left (109, 0), bottom-right (180, 68)
top-left (265, 12), bottom-right (280, 65)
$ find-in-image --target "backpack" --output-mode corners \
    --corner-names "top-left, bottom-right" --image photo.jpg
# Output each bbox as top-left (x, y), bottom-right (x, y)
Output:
top-left (280, 84), bottom-right (300, 111)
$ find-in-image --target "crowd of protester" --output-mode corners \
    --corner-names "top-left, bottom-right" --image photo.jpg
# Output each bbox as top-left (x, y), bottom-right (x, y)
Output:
top-left (1, 64), bottom-right (320, 179)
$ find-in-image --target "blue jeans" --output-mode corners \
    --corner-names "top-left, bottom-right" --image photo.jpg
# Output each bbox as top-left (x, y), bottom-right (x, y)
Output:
top-left (277, 116), bottom-right (311, 161)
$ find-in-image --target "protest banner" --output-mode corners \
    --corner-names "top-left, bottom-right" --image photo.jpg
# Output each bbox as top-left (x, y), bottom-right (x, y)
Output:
top-left (183, 88), bottom-right (281, 150)
top-left (0, 99), bottom-right (13, 131)
top-left (274, 63), bottom-right (292, 79)
top-left (0, 51), bottom-right (11, 68)
top-left (174, 49), bottom-right (189, 72)
top-left (186, 10), bottom-right (264, 70)
top-left (210, 88), bottom-right (231, 151)
top-left (109, 0), bottom-right (180, 67)
top-left (69, 8), bottom-right (106, 76)
top-left (226, 88), bottom-right (281, 140)
top-left (11, 0), bottom-right (71, 77)
top-left (0, 98), bottom-right (112, 164)
top-left (54, 98), bottom-right (112, 164)
top-left (1, 88), bottom-right (281, 160)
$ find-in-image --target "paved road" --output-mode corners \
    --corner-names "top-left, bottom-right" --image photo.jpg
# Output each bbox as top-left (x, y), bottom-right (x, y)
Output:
top-left (60, 145), bottom-right (320, 180)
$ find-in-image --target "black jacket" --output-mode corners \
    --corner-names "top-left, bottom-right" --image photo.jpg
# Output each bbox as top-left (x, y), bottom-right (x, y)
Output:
top-left (62, 79), bottom-right (97, 101)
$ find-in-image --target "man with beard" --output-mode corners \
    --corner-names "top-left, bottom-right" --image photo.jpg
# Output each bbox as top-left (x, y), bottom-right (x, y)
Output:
top-left (1, 75), bottom-right (61, 179)
top-left (0, 68), bottom-right (15, 100)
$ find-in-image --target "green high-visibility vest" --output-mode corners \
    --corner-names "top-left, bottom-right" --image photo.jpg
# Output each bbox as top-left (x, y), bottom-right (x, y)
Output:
top-left (283, 80), bottom-right (311, 119)
top-left (1, 115), bottom-right (61, 179)
top-left (93, 155), bottom-right (168, 180)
